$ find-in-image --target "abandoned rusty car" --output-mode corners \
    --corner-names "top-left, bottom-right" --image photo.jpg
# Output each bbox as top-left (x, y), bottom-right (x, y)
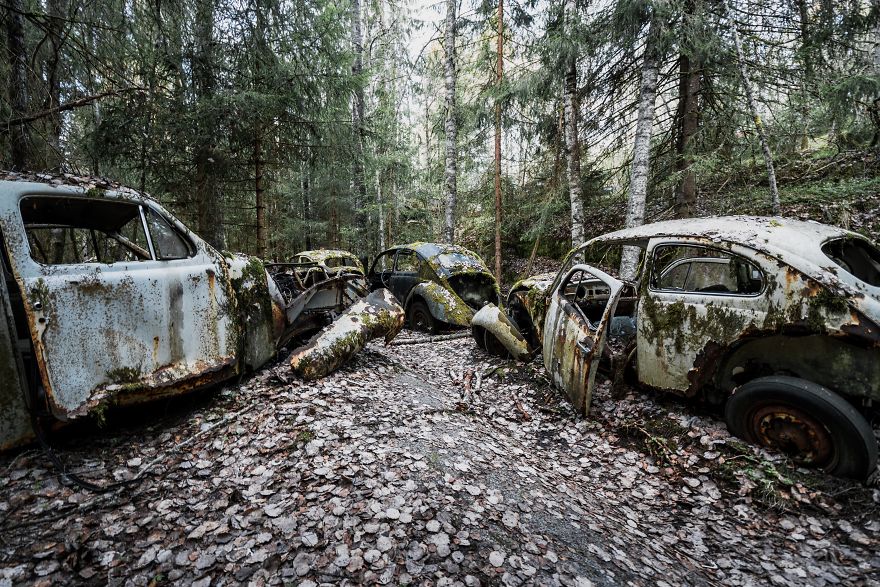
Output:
top-left (368, 243), bottom-right (501, 332)
top-left (0, 175), bottom-right (401, 450)
top-left (473, 216), bottom-right (880, 478)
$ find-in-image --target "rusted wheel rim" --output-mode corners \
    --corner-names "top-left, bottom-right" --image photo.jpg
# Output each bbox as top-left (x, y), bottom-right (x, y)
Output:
top-left (750, 404), bottom-right (833, 466)
top-left (412, 309), bottom-right (430, 331)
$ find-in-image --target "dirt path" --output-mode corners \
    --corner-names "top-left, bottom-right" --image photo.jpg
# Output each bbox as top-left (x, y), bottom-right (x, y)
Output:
top-left (0, 334), bottom-right (878, 586)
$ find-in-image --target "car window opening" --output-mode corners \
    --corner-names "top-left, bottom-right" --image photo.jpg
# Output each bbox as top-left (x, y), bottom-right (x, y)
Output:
top-left (821, 237), bottom-right (880, 287)
top-left (21, 196), bottom-right (151, 265)
top-left (652, 245), bottom-right (763, 295)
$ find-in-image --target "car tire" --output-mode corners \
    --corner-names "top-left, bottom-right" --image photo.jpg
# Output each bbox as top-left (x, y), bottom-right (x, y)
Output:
top-left (409, 300), bottom-right (437, 334)
top-left (471, 325), bottom-right (487, 350)
top-left (724, 376), bottom-right (878, 479)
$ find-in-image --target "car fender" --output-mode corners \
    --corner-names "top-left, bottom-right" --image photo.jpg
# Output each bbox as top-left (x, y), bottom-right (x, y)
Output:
top-left (471, 303), bottom-right (531, 360)
top-left (405, 281), bottom-right (474, 326)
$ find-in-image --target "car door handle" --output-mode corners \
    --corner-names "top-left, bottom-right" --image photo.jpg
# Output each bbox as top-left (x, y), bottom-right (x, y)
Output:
top-left (576, 338), bottom-right (593, 355)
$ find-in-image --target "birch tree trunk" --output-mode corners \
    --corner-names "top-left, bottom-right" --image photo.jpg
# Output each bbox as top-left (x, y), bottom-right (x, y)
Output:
top-left (494, 0), bottom-right (504, 281)
top-left (442, 0), bottom-right (458, 244)
top-left (620, 14), bottom-right (661, 280)
top-left (376, 170), bottom-right (386, 251)
top-left (6, 0), bottom-right (31, 170)
top-left (725, 0), bottom-right (780, 215)
top-left (351, 0), bottom-right (367, 240)
top-left (563, 0), bottom-right (585, 248)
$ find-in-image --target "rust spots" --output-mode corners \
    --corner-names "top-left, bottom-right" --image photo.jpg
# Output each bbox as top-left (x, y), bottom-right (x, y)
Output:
top-left (685, 340), bottom-right (727, 398)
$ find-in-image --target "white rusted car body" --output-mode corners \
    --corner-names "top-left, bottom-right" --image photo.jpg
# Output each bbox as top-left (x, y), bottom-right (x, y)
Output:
top-left (0, 176), bottom-right (398, 450)
top-left (474, 216), bottom-right (880, 477)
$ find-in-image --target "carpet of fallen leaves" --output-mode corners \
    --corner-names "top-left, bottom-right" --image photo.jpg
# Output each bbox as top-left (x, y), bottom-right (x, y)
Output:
top-left (1, 333), bottom-right (879, 586)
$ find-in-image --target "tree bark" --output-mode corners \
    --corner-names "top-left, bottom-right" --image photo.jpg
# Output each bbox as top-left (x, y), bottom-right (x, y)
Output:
top-left (302, 161), bottom-right (312, 251)
top-left (193, 0), bottom-right (224, 249)
top-left (44, 0), bottom-right (69, 169)
top-left (795, 0), bottom-right (812, 151)
top-left (254, 0), bottom-right (268, 258)
top-left (620, 14), bottom-right (661, 280)
top-left (442, 0), bottom-right (458, 244)
top-left (870, 0), bottom-right (880, 147)
top-left (563, 0), bottom-right (585, 248)
top-left (673, 52), bottom-right (700, 218)
top-left (351, 0), bottom-right (367, 241)
top-left (494, 0), bottom-right (504, 282)
top-left (255, 132), bottom-right (267, 258)
top-left (6, 0), bottom-right (31, 170)
top-left (725, 0), bottom-right (780, 214)
top-left (376, 170), bottom-right (386, 251)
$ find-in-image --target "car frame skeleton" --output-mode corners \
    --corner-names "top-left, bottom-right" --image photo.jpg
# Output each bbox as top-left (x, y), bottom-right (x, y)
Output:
top-left (474, 216), bottom-right (880, 478)
top-left (0, 175), bottom-right (402, 450)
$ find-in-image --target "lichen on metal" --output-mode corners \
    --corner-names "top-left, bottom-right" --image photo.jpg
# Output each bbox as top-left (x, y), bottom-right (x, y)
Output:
top-left (289, 289), bottom-right (405, 381)
top-left (471, 304), bottom-right (530, 360)
top-left (0, 176), bottom-right (380, 450)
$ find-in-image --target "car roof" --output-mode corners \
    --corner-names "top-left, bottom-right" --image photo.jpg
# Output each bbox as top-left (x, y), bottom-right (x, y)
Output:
top-left (585, 215), bottom-right (880, 303)
top-left (400, 242), bottom-right (478, 260)
top-left (297, 249), bottom-right (357, 262)
top-left (588, 215), bottom-right (866, 271)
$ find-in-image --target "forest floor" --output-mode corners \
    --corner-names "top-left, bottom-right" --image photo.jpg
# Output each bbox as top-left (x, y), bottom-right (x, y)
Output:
top-left (1, 332), bottom-right (879, 586)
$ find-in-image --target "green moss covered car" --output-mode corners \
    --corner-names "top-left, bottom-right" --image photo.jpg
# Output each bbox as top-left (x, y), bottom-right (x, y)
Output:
top-left (368, 243), bottom-right (501, 332)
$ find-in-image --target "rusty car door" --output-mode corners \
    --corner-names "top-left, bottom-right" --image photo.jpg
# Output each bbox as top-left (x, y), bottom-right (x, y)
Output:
top-left (543, 264), bottom-right (624, 415)
top-left (636, 239), bottom-right (772, 394)
top-left (3, 189), bottom-right (240, 419)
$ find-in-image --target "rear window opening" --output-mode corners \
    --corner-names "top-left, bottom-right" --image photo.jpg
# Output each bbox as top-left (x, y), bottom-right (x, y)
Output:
top-left (325, 256), bottom-right (358, 269)
top-left (822, 237), bottom-right (880, 287)
top-left (447, 273), bottom-right (498, 311)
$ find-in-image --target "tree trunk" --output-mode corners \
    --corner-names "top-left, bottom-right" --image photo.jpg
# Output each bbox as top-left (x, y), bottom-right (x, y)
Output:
top-left (351, 0), bottom-right (367, 241)
top-left (302, 162), bottom-right (312, 251)
top-left (795, 0), bottom-right (812, 151)
top-left (494, 0), bottom-right (504, 282)
top-left (255, 133), bottom-right (267, 259)
top-left (442, 0), bottom-right (458, 244)
top-left (725, 0), bottom-right (780, 214)
top-left (193, 0), bottom-right (224, 249)
top-left (45, 0), bottom-right (69, 169)
top-left (6, 0), bottom-right (31, 170)
top-left (870, 0), bottom-right (880, 147)
top-left (563, 0), bottom-right (585, 248)
top-left (620, 14), bottom-right (661, 280)
top-left (673, 52), bottom-right (700, 218)
top-left (376, 170), bottom-right (386, 251)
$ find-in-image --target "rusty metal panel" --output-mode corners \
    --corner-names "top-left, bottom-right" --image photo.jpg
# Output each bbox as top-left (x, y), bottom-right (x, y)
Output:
top-left (0, 181), bottom-right (240, 419)
top-left (289, 288), bottom-right (404, 380)
top-left (471, 303), bottom-right (530, 359)
top-left (543, 265), bottom-right (623, 415)
top-left (407, 281), bottom-right (474, 326)
top-left (0, 258), bottom-right (32, 449)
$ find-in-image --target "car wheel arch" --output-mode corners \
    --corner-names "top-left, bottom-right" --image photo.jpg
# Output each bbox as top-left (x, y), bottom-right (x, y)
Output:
top-left (707, 334), bottom-right (879, 407)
